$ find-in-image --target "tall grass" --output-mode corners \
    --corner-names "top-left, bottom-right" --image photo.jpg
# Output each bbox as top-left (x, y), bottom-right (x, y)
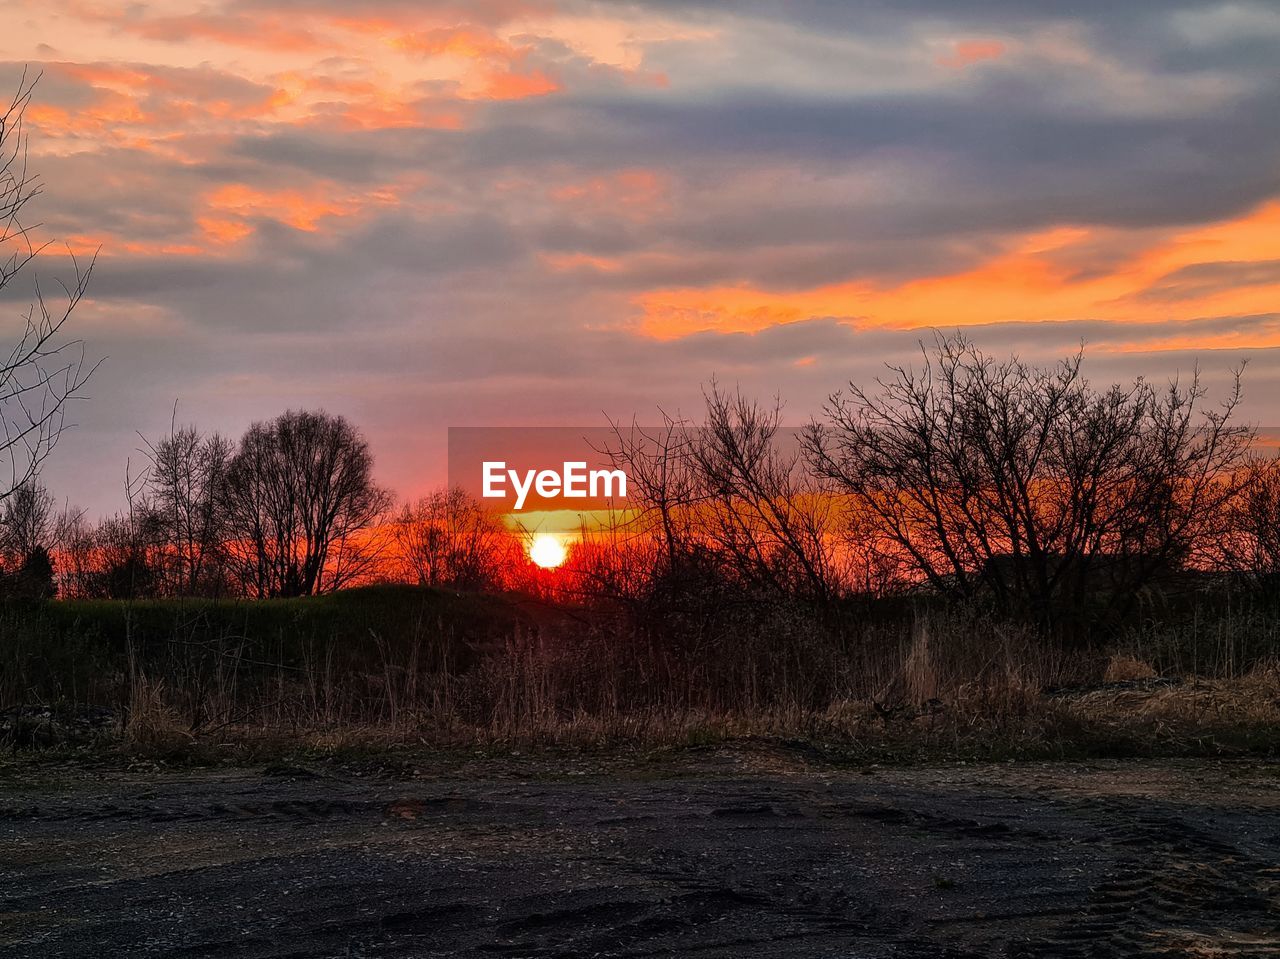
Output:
top-left (2, 585), bottom-right (1278, 757)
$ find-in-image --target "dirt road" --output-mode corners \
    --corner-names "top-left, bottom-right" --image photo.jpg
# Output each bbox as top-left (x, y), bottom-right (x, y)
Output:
top-left (2, 751), bottom-right (1278, 957)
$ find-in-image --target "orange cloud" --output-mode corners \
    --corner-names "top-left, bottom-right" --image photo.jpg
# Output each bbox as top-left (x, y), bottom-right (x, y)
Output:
top-left (197, 216), bottom-right (256, 247)
top-left (197, 180), bottom-right (410, 245)
top-left (64, 0), bottom-right (321, 51)
top-left (336, 101), bottom-right (467, 131)
top-left (57, 235), bottom-right (204, 257)
top-left (269, 72), bottom-right (468, 130)
top-left (477, 68), bottom-right (560, 100)
top-left (27, 62), bottom-right (282, 151)
top-left (391, 26), bottom-right (514, 59)
top-left (387, 24), bottom-right (562, 100)
top-left (541, 252), bottom-right (626, 273)
top-left (206, 185), bottom-right (357, 234)
top-left (937, 39), bottom-right (1007, 69)
top-left (550, 169), bottom-right (668, 217)
top-left (637, 203), bottom-right (1280, 344)
top-left (126, 14), bottom-right (322, 53)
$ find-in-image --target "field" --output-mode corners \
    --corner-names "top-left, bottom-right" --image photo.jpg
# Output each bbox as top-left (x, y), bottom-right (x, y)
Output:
top-left (3, 749), bottom-right (1279, 957)
top-left (4, 585), bottom-right (1280, 762)
top-left (4, 587), bottom-right (1280, 956)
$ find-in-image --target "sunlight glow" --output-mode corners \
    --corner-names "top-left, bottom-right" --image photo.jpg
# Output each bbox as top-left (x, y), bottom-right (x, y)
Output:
top-left (529, 533), bottom-right (568, 569)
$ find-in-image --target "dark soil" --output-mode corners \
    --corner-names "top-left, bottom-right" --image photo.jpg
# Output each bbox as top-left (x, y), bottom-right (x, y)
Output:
top-left (2, 750), bottom-right (1278, 957)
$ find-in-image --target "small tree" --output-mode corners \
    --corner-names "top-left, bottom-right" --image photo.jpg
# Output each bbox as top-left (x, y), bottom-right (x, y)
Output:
top-left (222, 409), bottom-right (392, 597)
top-left (10, 544), bottom-right (53, 598)
top-left (53, 506), bottom-right (95, 598)
top-left (0, 477), bottom-right (55, 565)
top-left (394, 487), bottom-right (512, 591)
top-left (143, 420), bottom-right (232, 596)
top-left (91, 509), bottom-right (162, 600)
top-left (1215, 457), bottom-right (1280, 591)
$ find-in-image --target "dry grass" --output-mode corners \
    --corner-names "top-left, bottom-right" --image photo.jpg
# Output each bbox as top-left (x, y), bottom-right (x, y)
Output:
top-left (5, 591), bottom-right (1280, 764)
top-left (95, 654), bottom-right (1280, 765)
top-left (1104, 653), bottom-right (1158, 683)
top-left (122, 677), bottom-right (195, 752)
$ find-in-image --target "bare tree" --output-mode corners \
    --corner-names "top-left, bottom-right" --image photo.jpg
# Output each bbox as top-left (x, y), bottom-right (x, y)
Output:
top-left (805, 333), bottom-right (1254, 636)
top-left (692, 384), bottom-right (841, 603)
top-left (0, 72), bottom-right (96, 499)
top-left (393, 487), bottom-right (512, 591)
top-left (604, 390), bottom-right (843, 605)
top-left (85, 463), bottom-right (163, 599)
top-left (0, 475), bottom-right (60, 596)
top-left (221, 409), bottom-right (392, 597)
top-left (604, 412), bottom-right (701, 571)
top-left (53, 505), bottom-right (95, 598)
top-left (142, 416), bottom-right (232, 596)
top-left (1213, 456), bottom-right (1280, 590)
top-left (572, 509), bottom-right (667, 606)
top-left (91, 510), bottom-right (162, 599)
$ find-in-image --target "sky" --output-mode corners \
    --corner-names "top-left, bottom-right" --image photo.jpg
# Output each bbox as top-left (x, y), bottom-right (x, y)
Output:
top-left (3, 0), bottom-right (1280, 517)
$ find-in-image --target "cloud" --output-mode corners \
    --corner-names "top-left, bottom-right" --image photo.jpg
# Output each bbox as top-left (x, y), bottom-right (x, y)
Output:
top-left (1139, 260), bottom-right (1280, 302)
top-left (1, 1), bottom-right (1278, 518)
top-left (936, 40), bottom-right (1007, 69)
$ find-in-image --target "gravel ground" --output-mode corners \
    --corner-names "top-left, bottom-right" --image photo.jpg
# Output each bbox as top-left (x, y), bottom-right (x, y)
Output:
top-left (2, 751), bottom-right (1278, 958)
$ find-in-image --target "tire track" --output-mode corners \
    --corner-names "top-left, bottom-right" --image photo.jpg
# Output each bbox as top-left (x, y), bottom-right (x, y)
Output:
top-left (1017, 800), bottom-right (1280, 958)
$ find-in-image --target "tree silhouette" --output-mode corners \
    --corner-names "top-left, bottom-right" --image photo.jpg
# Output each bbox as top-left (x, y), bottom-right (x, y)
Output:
top-left (805, 333), bottom-right (1253, 637)
top-left (221, 409), bottom-right (392, 597)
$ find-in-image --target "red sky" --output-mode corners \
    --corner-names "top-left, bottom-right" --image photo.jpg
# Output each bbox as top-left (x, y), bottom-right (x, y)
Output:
top-left (3, 1), bottom-right (1280, 515)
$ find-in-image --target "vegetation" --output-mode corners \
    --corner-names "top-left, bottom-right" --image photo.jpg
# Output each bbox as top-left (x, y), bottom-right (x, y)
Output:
top-left (806, 336), bottom-right (1249, 637)
top-left (3, 78), bottom-right (1280, 762)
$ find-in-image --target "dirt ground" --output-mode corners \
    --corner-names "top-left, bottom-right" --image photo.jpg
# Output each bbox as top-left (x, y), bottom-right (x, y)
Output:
top-left (2, 748), bottom-right (1278, 958)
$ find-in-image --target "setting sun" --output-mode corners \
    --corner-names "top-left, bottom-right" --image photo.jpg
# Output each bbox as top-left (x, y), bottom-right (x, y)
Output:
top-left (528, 533), bottom-right (567, 569)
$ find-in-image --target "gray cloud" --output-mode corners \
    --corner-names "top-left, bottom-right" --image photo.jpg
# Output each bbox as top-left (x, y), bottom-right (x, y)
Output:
top-left (1140, 261), bottom-right (1280, 302)
top-left (4, 1), bottom-right (1279, 516)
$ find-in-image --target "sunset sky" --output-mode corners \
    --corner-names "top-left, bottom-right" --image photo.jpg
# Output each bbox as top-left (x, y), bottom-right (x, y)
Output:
top-left (3, 1), bottom-right (1280, 515)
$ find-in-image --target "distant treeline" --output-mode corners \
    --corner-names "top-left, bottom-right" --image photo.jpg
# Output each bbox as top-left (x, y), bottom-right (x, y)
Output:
top-left (7, 337), bottom-right (1280, 749)
top-left (586, 333), bottom-right (1279, 644)
top-left (8, 410), bottom-right (534, 602)
top-left (6, 335), bottom-right (1280, 649)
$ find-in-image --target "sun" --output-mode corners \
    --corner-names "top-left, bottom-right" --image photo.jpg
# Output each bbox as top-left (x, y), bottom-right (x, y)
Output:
top-left (529, 533), bottom-right (567, 569)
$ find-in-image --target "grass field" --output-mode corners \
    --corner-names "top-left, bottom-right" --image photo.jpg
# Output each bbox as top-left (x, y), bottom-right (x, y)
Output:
top-left (3, 585), bottom-right (1279, 765)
